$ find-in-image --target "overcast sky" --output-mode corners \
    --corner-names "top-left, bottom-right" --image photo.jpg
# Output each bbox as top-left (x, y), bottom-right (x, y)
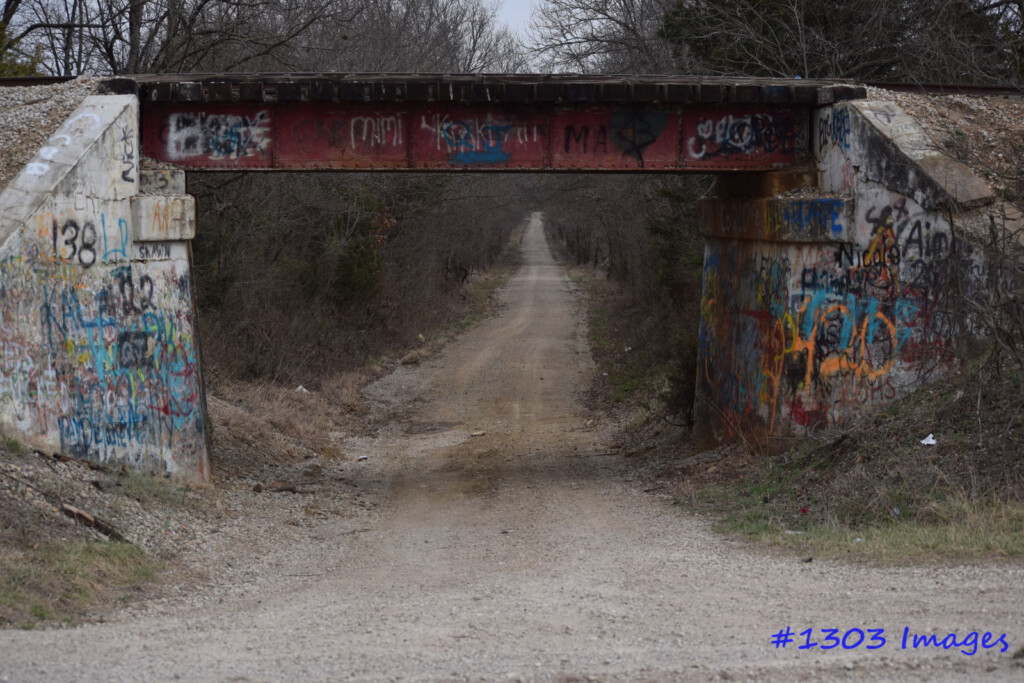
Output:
top-left (496, 0), bottom-right (535, 36)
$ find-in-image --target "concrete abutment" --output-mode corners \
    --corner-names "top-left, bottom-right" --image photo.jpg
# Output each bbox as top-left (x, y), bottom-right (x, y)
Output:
top-left (694, 99), bottom-right (998, 444)
top-left (0, 95), bottom-right (209, 479)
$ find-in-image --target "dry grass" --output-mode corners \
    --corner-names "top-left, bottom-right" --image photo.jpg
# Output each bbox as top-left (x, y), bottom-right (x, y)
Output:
top-left (0, 445), bottom-right (207, 629)
top-left (722, 495), bottom-right (1024, 564)
top-left (682, 366), bottom-right (1024, 563)
top-left (0, 541), bottom-right (159, 629)
top-left (212, 370), bottom-right (374, 451)
top-left (192, 175), bottom-right (530, 386)
top-left (204, 250), bottom-right (523, 480)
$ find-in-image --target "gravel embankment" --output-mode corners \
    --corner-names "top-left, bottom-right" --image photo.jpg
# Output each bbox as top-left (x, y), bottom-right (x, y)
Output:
top-left (0, 77), bottom-right (98, 190)
top-left (0, 449), bottom-right (212, 560)
top-left (866, 86), bottom-right (1024, 192)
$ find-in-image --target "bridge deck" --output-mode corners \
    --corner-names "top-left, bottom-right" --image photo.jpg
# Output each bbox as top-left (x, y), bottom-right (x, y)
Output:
top-left (105, 74), bottom-right (867, 172)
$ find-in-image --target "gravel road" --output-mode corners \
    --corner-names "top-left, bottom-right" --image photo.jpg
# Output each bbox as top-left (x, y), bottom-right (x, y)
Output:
top-left (1, 214), bottom-right (1022, 682)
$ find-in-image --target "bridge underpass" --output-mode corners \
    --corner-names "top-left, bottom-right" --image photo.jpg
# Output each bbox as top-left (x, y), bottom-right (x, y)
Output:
top-left (108, 74), bottom-right (865, 172)
top-left (0, 74), bottom-right (996, 480)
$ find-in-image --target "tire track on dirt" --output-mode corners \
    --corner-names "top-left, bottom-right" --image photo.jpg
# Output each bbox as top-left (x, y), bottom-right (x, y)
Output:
top-left (1, 213), bottom-right (1022, 682)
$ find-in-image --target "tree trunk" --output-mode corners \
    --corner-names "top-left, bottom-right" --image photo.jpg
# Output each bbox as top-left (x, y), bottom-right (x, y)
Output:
top-left (127, 0), bottom-right (143, 72)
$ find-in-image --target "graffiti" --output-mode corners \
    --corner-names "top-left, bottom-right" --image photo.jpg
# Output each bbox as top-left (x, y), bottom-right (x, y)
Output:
top-left (21, 111), bottom-right (102, 179)
top-left (844, 376), bottom-right (898, 406)
top-left (609, 110), bottom-right (667, 167)
top-left (687, 112), bottom-right (799, 160)
top-left (2, 212), bottom-right (203, 472)
top-left (701, 198), bottom-right (848, 241)
top-left (834, 241), bottom-right (900, 269)
top-left (141, 103), bottom-right (817, 171)
top-left (32, 211), bottom-right (128, 269)
top-left (564, 125), bottom-right (608, 154)
top-left (818, 108), bottom-right (852, 151)
top-left (289, 115), bottom-right (405, 150)
top-left (117, 330), bottom-right (152, 368)
top-left (351, 115), bottom-right (403, 148)
top-left (897, 216), bottom-right (950, 261)
top-left (868, 103), bottom-right (898, 124)
top-left (65, 111), bottom-right (101, 137)
top-left (561, 111), bottom-right (668, 166)
top-left (134, 242), bottom-right (173, 260)
top-left (697, 191), bottom-right (988, 440)
top-left (112, 266), bottom-right (155, 315)
top-left (420, 113), bottom-right (537, 165)
top-left (1, 98), bottom-right (207, 477)
top-left (165, 110), bottom-right (271, 160)
top-left (101, 215), bottom-right (130, 262)
top-left (51, 218), bottom-right (98, 268)
top-left (118, 125), bottom-right (136, 183)
top-left (781, 199), bottom-right (846, 236)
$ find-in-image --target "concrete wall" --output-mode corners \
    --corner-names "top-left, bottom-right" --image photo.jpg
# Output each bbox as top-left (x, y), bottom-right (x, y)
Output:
top-left (695, 100), bottom-right (994, 443)
top-left (0, 96), bottom-right (209, 479)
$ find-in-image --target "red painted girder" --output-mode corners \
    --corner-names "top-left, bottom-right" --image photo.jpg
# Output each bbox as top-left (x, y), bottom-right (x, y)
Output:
top-left (141, 102), bottom-right (808, 171)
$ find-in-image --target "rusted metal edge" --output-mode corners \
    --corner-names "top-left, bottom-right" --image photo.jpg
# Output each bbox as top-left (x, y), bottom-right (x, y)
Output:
top-left (100, 74), bottom-right (867, 106)
top-left (150, 165), bottom-right (804, 174)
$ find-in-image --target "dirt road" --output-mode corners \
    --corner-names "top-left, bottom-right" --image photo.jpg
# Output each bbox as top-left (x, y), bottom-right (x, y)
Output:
top-left (2, 214), bottom-right (1022, 681)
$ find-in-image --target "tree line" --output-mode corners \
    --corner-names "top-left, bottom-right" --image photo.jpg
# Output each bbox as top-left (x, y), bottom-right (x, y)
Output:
top-left (5, 1), bottom-right (1022, 83)
top-left (2, 0), bottom-right (1020, 399)
top-left (530, 0), bottom-right (1024, 85)
top-left (0, 0), bottom-right (524, 76)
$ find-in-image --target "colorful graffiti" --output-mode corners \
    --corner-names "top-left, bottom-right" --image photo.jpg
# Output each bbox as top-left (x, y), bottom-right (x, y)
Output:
top-left (164, 109), bottom-right (272, 161)
top-left (142, 102), bottom-right (808, 171)
top-left (685, 109), bottom-right (802, 165)
top-left (697, 192), bottom-right (985, 439)
top-left (0, 211), bottom-right (204, 475)
top-left (419, 112), bottom-right (536, 165)
top-left (700, 198), bottom-right (850, 242)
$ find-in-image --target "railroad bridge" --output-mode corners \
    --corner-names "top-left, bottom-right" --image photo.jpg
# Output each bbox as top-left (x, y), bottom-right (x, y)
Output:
top-left (0, 74), bottom-right (997, 479)
top-left (108, 74), bottom-right (866, 172)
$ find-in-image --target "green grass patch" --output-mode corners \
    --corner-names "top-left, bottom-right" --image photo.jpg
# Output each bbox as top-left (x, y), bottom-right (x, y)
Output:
top-left (0, 541), bottom-right (160, 629)
top-left (465, 267), bottom-right (512, 305)
top-left (115, 471), bottom-right (200, 510)
top-left (607, 361), bottom-right (648, 402)
top-left (692, 433), bottom-right (1024, 564)
top-left (1, 435), bottom-right (26, 455)
top-left (712, 495), bottom-right (1024, 564)
top-left (575, 281), bottom-right (666, 404)
top-left (457, 267), bottom-right (513, 331)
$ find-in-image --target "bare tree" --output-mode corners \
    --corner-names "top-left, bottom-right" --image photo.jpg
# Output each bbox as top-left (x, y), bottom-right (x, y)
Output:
top-left (528, 0), bottom-right (677, 74)
top-left (6, 0), bottom-right (528, 75)
top-left (298, 0), bottom-right (527, 73)
top-left (659, 0), bottom-right (1024, 84)
top-left (5, 0), bottom-right (358, 75)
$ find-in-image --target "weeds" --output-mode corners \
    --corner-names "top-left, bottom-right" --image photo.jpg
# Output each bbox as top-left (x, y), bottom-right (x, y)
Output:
top-left (192, 174), bottom-right (527, 385)
top-left (693, 371), bottom-right (1024, 563)
top-left (702, 470), bottom-right (1024, 564)
top-left (1, 435), bottom-right (25, 455)
top-left (116, 471), bottom-right (200, 511)
top-left (0, 541), bottom-right (159, 629)
top-left (457, 267), bottom-right (512, 330)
